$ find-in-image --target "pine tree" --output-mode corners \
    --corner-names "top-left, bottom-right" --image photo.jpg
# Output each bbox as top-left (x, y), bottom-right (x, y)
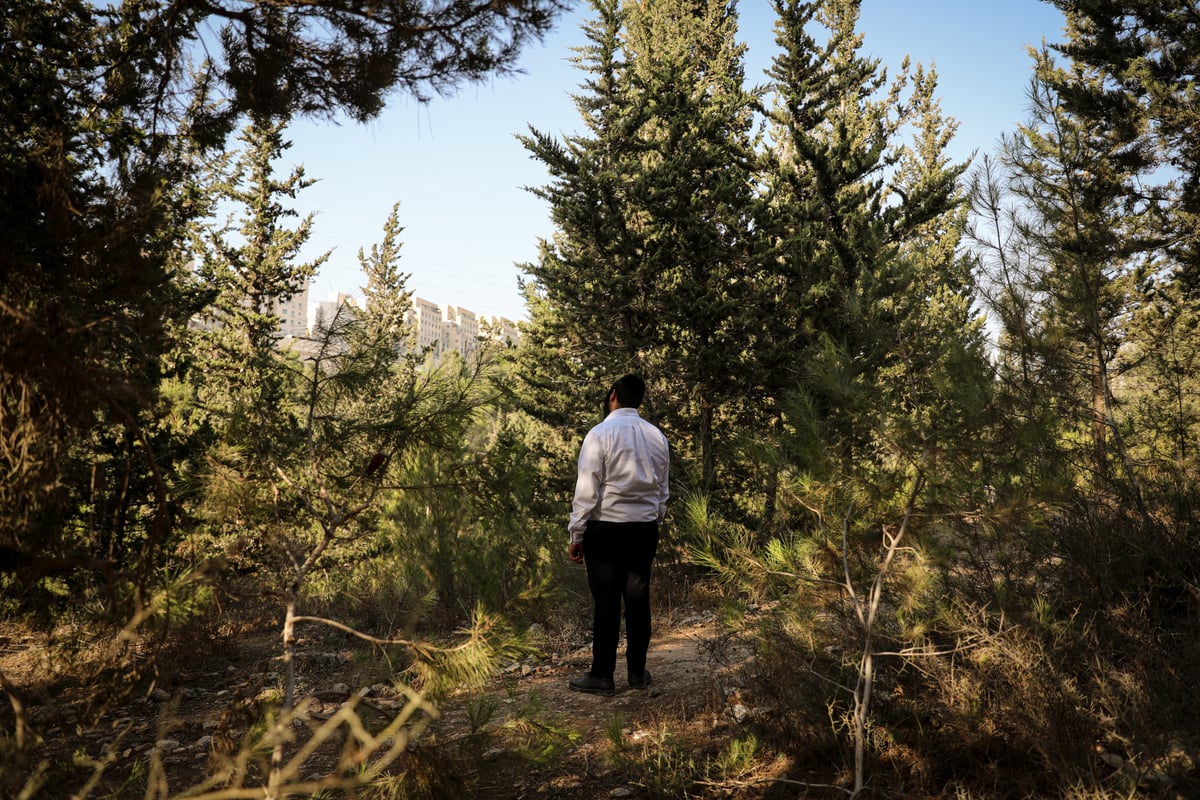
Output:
top-left (720, 7), bottom-right (991, 790)
top-left (996, 45), bottom-right (1155, 508)
top-left (876, 61), bottom-right (990, 503)
top-left (1042, 0), bottom-right (1200, 503)
top-left (1047, 0), bottom-right (1198, 285)
top-left (0, 0), bottom-right (568, 590)
top-left (515, 0), bottom-right (642, 437)
top-left (763, 0), bottom-right (976, 479)
top-left (520, 0), bottom-right (764, 498)
top-left (0, 0), bottom-right (202, 591)
top-left (187, 113), bottom-right (328, 577)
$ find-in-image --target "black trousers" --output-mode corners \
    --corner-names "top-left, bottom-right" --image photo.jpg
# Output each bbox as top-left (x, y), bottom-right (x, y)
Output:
top-left (582, 519), bottom-right (660, 680)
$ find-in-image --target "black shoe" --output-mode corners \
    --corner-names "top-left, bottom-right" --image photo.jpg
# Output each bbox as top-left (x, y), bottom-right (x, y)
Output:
top-left (568, 674), bottom-right (615, 696)
top-left (627, 669), bottom-right (653, 690)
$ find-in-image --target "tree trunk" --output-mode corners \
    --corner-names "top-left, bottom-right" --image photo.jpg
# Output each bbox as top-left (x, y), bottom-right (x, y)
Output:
top-left (267, 586), bottom-right (299, 799)
top-left (699, 395), bottom-right (715, 494)
top-left (1091, 353), bottom-right (1108, 480)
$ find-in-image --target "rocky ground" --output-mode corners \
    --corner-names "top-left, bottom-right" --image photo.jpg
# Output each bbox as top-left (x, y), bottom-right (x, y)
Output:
top-left (1, 605), bottom-right (772, 799)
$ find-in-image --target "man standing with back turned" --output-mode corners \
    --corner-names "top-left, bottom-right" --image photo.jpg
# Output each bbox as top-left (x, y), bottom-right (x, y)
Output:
top-left (567, 374), bottom-right (670, 696)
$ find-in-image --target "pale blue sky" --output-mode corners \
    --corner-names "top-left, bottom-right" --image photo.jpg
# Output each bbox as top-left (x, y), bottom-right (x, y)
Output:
top-left (289, 0), bottom-right (1065, 322)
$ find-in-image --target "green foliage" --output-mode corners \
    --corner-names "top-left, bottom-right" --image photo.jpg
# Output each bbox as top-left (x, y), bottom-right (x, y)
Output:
top-left (0, 0), bottom-right (203, 607)
top-left (9, 0), bottom-right (1200, 798)
top-left (1048, 0), bottom-right (1200, 279)
top-left (604, 723), bottom-right (761, 800)
top-left (603, 711), bottom-right (627, 749)
top-left (463, 693), bottom-right (501, 735)
top-left (0, 0), bottom-right (568, 621)
top-left (496, 689), bottom-right (583, 764)
top-left (519, 0), bottom-right (766, 499)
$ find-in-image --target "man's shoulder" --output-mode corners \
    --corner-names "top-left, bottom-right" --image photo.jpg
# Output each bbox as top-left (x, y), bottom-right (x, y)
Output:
top-left (631, 415), bottom-right (668, 444)
top-left (595, 409), bottom-right (665, 436)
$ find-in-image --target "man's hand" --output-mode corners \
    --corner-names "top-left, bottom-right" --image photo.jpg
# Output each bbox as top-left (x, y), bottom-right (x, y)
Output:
top-left (568, 541), bottom-right (584, 564)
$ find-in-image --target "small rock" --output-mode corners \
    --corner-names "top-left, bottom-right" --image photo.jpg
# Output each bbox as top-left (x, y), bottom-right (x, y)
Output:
top-left (520, 664), bottom-right (533, 676)
top-left (1141, 770), bottom-right (1172, 788)
top-left (330, 683), bottom-right (350, 695)
top-left (149, 688), bottom-right (170, 702)
top-left (155, 739), bottom-right (181, 753)
top-left (610, 787), bottom-right (635, 798)
top-left (729, 704), bottom-right (750, 723)
top-left (195, 735), bottom-right (213, 750)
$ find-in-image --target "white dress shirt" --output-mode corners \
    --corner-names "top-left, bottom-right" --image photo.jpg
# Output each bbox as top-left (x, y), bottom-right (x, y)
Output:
top-left (568, 407), bottom-right (670, 544)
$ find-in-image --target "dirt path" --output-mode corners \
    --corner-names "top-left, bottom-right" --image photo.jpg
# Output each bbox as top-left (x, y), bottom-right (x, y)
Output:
top-left (430, 608), bottom-right (760, 798)
top-left (1, 607), bottom-right (760, 799)
top-left (443, 607), bottom-right (751, 734)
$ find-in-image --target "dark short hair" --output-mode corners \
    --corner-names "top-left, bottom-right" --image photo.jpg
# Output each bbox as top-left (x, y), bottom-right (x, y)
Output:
top-left (611, 374), bottom-right (646, 409)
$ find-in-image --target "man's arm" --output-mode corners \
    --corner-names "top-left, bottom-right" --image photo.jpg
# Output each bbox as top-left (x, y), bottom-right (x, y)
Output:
top-left (567, 431), bottom-right (604, 559)
top-left (656, 431), bottom-right (671, 521)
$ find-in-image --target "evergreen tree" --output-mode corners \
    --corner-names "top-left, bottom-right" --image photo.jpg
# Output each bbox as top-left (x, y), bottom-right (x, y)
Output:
top-left (995, 46), bottom-right (1155, 507)
top-left (762, 0), bottom-right (976, 481)
top-left (187, 112), bottom-right (328, 576)
top-left (763, 0), bottom-right (902, 474)
top-left (520, 0), bottom-right (763, 500)
top-left (1048, 0), bottom-right (1198, 285)
top-left (515, 0), bottom-right (640, 446)
top-left (877, 61), bottom-right (991, 504)
top-left (1124, 279), bottom-right (1200, 471)
top-left (0, 0), bottom-right (202, 593)
top-left (1043, 0), bottom-right (1200, 507)
top-left (0, 0), bottom-right (568, 594)
top-left (719, 8), bottom-right (991, 784)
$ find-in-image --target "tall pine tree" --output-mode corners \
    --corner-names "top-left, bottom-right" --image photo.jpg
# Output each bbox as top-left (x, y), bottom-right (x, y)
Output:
top-left (762, 0), bottom-right (977, 482)
top-left (520, 0), bottom-right (764, 500)
top-left (996, 44), bottom-right (1155, 508)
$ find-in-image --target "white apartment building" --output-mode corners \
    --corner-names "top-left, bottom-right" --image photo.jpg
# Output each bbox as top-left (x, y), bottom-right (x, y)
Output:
top-left (282, 290), bottom-right (523, 363)
top-left (409, 296), bottom-right (445, 356)
top-left (188, 279), bottom-right (311, 338)
top-left (186, 266), bottom-right (522, 361)
top-left (310, 292), bottom-right (361, 333)
top-left (441, 304), bottom-right (479, 359)
top-left (270, 285), bottom-right (310, 339)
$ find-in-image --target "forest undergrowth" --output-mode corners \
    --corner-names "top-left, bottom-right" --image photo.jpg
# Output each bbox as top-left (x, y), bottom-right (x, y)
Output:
top-left (2, 534), bottom-right (1198, 800)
